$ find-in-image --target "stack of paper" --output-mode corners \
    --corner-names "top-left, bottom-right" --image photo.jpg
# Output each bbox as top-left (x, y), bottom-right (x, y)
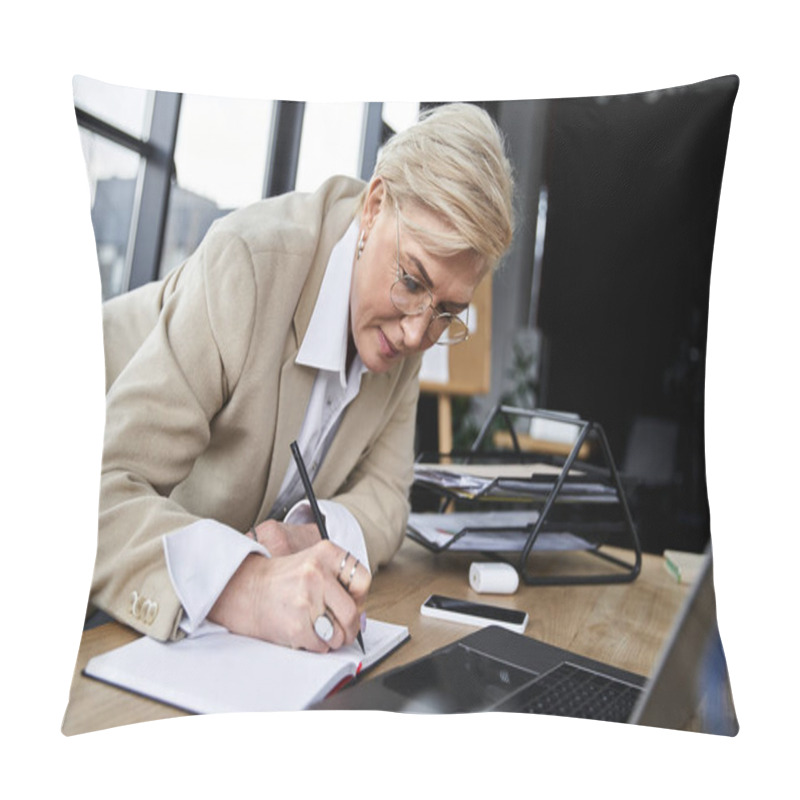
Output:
top-left (407, 510), bottom-right (592, 553)
top-left (413, 463), bottom-right (617, 502)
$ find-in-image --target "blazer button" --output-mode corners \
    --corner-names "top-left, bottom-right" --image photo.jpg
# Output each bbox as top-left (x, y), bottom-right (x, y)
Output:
top-left (142, 599), bottom-right (159, 625)
top-left (130, 590), bottom-right (142, 618)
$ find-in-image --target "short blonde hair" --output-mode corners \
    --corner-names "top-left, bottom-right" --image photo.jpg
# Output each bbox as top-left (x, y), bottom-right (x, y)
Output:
top-left (361, 103), bottom-right (515, 272)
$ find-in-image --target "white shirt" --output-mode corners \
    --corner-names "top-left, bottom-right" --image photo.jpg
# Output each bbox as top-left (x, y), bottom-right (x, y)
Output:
top-left (163, 220), bottom-right (370, 637)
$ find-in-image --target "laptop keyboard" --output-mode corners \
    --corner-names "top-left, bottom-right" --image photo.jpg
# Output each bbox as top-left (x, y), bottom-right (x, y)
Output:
top-left (512, 662), bottom-right (642, 722)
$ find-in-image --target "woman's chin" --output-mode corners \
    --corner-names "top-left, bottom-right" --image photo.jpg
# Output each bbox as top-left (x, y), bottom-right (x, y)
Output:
top-left (357, 330), bottom-right (397, 373)
top-left (363, 353), bottom-right (393, 374)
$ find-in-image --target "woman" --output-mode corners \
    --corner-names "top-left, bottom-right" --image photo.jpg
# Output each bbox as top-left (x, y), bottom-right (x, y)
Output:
top-left (92, 102), bottom-right (514, 652)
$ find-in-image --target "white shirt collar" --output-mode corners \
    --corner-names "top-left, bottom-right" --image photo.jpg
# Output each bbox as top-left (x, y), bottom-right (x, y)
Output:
top-left (296, 220), bottom-right (365, 387)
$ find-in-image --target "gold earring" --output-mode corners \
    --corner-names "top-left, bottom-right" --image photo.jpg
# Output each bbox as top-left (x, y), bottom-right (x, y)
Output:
top-left (357, 231), bottom-right (366, 260)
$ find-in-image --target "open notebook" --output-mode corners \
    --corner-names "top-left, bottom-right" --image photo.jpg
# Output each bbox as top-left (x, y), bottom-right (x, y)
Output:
top-left (84, 618), bottom-right (408, 714)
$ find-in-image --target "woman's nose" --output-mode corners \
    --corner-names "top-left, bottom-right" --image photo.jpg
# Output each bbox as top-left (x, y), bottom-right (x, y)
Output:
top-left (400, 312), bottom-right (430, 351)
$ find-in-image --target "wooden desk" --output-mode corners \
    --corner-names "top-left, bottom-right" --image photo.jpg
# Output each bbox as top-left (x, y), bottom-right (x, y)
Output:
top-left (62, 541), bottom-right (688, 736)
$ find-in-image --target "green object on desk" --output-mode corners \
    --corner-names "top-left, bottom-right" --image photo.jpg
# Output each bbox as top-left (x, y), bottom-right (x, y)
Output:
top-left (663, 549), bottom-right (705, 584)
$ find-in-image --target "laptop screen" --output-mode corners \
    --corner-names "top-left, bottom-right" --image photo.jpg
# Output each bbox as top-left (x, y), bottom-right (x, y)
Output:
top-left (383, 643), bottom-right (536, 713)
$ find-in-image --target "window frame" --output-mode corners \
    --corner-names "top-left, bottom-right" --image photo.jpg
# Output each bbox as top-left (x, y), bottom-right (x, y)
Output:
top-left (76, 94), bottom-right (394, 296)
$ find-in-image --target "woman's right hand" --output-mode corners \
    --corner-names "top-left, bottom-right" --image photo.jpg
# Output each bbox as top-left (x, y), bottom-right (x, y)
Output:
top-left (249, 518), bottom-right (327, 557)
top-left (208, 541), bottom-right (370, 652)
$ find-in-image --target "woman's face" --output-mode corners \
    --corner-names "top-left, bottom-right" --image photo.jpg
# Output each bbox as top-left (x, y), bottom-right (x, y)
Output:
top-left (349, 179), bottom-right (486, 374)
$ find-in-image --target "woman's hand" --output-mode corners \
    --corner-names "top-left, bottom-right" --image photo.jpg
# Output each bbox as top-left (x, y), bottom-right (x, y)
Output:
top-left (250, 519), bottom-right (323, 556)
top-left (208, 541), bottom-right (371, 652)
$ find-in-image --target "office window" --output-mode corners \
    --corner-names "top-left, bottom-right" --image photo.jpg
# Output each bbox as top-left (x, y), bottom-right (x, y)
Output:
top-left (74, 76), bottom-right (158, 299)
top-left (73, 77), bottom-right (151, 139)
top-left (295, 102), bottom-right (364, 193)
top-left (75, 86), bottom-right (402, 297)
top-left (78, 127), bottom-right (143, 300)
top-left (159, 94), bottom-right (274, 277)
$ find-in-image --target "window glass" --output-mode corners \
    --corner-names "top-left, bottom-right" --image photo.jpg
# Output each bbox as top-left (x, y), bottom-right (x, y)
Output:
top-left (159, 93), bottom-right (274, 277)
top-left (295, 102), bottom-right (364, 193)
top-left (78, 128), bottom-right (142, 299)
top-left (73, 75), bottom-right (152, 139)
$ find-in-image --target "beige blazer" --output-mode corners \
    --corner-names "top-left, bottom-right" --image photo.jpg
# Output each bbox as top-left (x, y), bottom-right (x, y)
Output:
top-left (93, 176), bottom-right (422, 641)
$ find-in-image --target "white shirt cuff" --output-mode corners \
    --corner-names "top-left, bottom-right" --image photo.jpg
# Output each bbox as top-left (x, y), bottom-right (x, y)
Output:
top-left (284, 499), bottom-right (371, 573)
top-left (163, 519), bottom-right (269, 637)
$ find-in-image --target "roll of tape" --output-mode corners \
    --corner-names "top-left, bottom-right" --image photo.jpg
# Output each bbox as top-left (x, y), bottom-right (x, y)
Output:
top-left (469, 562), bottom-right (520, 594)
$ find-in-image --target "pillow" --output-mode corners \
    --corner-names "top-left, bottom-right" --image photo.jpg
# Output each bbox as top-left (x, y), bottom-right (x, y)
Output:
top-left (63, 76), bottom-right (738, 739)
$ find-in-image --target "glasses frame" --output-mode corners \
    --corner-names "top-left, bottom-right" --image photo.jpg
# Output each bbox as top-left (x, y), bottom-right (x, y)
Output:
top-left (389, 209), bottom-right (470, 346)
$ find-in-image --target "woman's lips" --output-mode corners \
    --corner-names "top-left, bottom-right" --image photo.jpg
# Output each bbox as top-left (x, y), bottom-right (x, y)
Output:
top-left (378, 328), bottom-right (399, 358)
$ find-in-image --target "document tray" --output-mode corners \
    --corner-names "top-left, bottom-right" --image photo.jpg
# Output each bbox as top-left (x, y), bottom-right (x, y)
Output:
top-left (410, 405), bottom-right (642, 586)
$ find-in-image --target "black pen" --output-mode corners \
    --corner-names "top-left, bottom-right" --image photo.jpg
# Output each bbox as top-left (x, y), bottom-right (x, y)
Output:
top-left (290, 440), bottom-right (366, 654)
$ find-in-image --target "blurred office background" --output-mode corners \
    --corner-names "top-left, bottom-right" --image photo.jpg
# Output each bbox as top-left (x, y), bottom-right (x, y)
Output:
top-left (75, 76), bottom-right (731, 556)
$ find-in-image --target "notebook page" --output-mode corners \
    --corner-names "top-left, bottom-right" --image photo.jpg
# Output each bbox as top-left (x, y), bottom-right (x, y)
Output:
top-left (84, 618), bottom-right (408, 714)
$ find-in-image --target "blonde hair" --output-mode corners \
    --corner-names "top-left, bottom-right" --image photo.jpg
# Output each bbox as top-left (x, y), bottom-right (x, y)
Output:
top-left (360, 103), bottom-right (515, 272)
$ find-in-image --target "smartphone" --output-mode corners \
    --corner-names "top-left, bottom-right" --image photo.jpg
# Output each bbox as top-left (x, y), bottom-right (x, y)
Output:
top-left (420, 594), bottom-right (528, 634)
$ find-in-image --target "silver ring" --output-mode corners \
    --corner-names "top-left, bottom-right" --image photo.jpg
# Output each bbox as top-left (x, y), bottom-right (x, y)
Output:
top-left (338, 551), bottom-right (351, 586)
top-left (313, 612), bottom-right (335, 643)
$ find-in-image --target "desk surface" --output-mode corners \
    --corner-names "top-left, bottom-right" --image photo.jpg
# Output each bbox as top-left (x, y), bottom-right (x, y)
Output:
top-left (62, 541), bottom-right (688, 736)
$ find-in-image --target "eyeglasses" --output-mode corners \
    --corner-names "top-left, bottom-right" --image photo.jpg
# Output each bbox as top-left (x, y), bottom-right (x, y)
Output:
top-left (389, 211), bottom-right (470, 346)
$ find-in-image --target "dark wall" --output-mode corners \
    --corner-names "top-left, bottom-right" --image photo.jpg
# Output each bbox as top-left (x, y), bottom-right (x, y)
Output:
top-left (536, 77), bottom-right (738, 553)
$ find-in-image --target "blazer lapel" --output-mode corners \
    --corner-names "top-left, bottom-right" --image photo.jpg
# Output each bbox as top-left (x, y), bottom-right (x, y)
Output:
top-left (257, 334), bottom-right (316, 521)
top-left (257, 187), bottom-right (365, 519)
top-left (315, 371), bottom-right (393, 498)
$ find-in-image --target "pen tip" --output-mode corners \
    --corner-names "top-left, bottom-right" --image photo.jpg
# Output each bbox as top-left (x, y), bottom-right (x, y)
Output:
top-left (357, 632), bottom-right (365, 654)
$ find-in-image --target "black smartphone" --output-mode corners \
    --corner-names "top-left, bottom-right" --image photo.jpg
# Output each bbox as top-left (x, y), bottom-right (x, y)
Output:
top-left (420, 594), bottom-right (528, 633)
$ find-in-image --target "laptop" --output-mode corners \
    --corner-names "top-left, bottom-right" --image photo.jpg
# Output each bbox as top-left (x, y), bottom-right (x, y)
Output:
top-left (316, 549), bottom-right (738, 734)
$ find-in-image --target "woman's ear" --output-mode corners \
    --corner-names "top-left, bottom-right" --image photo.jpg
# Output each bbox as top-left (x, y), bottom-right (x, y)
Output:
top-left (360, 177), bottom-right (386, 231)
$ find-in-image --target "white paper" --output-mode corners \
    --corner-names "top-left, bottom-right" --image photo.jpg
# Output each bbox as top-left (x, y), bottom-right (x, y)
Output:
top-left (84, 618), bottom-right (408, 714)
top-left (407, 510), bottom-right (593, 553)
